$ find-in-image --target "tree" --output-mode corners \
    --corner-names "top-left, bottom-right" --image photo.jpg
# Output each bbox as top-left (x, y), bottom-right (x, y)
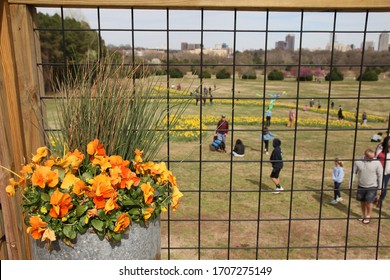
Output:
top-left (37, 13), bottom-right (106, 91)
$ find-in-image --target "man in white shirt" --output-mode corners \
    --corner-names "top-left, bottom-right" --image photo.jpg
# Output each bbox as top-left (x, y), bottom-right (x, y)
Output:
top-left (352, 149), bottom-right (383, 224)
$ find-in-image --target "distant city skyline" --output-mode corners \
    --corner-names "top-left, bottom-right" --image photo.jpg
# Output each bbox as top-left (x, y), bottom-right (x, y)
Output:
top-left (37, 7), bottom-right (390, 51)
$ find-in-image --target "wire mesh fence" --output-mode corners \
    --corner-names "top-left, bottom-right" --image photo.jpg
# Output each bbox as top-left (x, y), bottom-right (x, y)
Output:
top-left (35, 6), bottom-right (390, 259)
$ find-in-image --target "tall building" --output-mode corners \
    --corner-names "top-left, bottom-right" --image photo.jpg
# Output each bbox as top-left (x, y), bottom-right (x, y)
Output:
top-left (275, 41), bottom-right (286, 49)
top-left (378, 32), bottom-right (389, 51)
top-left (362, 41), bottom-right (375, 51)
top-left (285, 34), bottom-right (295, 51)
top-left (181, 42), bottom-right (188, 51)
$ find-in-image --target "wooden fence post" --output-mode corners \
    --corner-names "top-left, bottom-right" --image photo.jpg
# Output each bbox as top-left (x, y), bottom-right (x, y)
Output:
top-left (0, 0), bottom-right (43, 260)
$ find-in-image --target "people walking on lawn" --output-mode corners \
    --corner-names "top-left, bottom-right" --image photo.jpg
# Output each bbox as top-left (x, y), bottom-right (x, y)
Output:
top-left (352, 149), bottom-right (383, 224)
top-left (375, 135), bottom-right (390, 207)
top-left (216, 114), bottom-right (229, 145)
top-left (261, 125), bottom-right (275, 155)
top-left (270, 138), bottom-right (284, 194)
top-left (331, 158), bottom-right (345, 204)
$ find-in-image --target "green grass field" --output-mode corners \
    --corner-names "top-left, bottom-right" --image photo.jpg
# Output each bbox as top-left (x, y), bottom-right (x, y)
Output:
top-left (45, 76), bottom-right (390, 259)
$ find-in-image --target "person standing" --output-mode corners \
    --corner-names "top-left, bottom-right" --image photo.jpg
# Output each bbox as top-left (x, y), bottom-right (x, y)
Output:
top-left (331, 100), bottom-right (335, 110)
top-left (337, 105), bottom-right (344, 120)
top-left (309, 99), bottom-right (315, 108)
top-left (265, 108), bottom-right (272, 126)
top-left (270, 138), bottom-right (284, 194)
top-left (330, 158), bottom-right (345, 204)
top-left (361, 111), bottom-right (367, 126)
top-left (352, 149), bottom-right (383, 224)
top-left (261, 126), bottom-right (275, 155)
top-left (287, 108), bottom-right (295, 128)
top-left (203, 86), bottom-right (208, 105)
top-left (216, 114), bottom-right (229, 145)
top-left (376, 136), bottom-right (390, 207)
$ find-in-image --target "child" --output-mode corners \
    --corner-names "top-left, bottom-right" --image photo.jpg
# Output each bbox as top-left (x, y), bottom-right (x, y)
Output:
top-left (331, 158), bottom-right (344, 204)
top-left (270, 138), bottom-right (284, 194)
top-left (261, 126), bottom-right (275, 155)
top-left (211, 135), bottom-right (226, 153)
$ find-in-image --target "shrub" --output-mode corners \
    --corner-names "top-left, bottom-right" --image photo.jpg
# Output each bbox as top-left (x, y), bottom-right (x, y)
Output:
top-left (216, 69), bottom-right (231, 79)
top-left (292, 67), bottom-right (313, 81)
top-left (154, 69), bottom-right (167, 76)
top-left (169, 68), bottom-right (183, 78)
top-left (325, 69), bottom-right (344, 81)
top-left (242, 73), bottom-right (257, 79)
top-left (357, 70), bottom-right (378, 81)
top-left (267, 70), bottom-right (284, 81)
top-left (198, 71), bottom-right (211, 79)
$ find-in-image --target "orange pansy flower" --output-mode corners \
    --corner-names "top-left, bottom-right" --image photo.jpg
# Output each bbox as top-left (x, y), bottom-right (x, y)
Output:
top-left (72, 180), bottom-right (89, 196)
top-left (32, 147), bottom-right (48, 163)
top-left (134, 149), bottom-right (143, 163)
top-left (27, 216), bottom-right (47, 240)
top-left (87, 139), bottom-right (106, 157)
top-left (114, 213), bottom-right (131, 233)
top-left (32, 166), bottom-right (59, 189)
top-left (140, 182), bottom-right (154, 205)
top-left (104, 192), bottom-right (119, 214)
top-left (143, 207), bottom-right (155, 221)
top-left (5, 178), bottom-right (17, 197)
top-left (61, 173), bottom-right (79, 190)
top-left (171, 185), bottom-right (183, 211)
top-left (49, 189), bottom-right (73, 218)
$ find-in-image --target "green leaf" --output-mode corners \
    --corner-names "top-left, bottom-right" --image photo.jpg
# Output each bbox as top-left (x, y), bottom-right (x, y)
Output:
top-left (120, 199), bottom-right (137, 206)
top-left (82, 172), bottom-right (93, 182)
top-left (91, 219), bottom-right (104, 231)
top-left (75, 205), bottom-right (89, 217)
top-left (75, 222), bottom-right (88, 234)
top-left (63, 225), bottom-right (77, 239)
top-left (111, 232), bottom-right (122, 241)
top-left (128, 208), bottom-right (140, 215)
top-left (41, 192), bottom-right (50, 202)
top-left (52, 165), bottom-right (66, 180)
top-left (97, 209), bottom-right (106, 220)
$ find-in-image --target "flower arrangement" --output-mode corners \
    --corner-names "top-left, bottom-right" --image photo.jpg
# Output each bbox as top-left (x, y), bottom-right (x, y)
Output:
top-left (5, 139), bottom-right (182, 247)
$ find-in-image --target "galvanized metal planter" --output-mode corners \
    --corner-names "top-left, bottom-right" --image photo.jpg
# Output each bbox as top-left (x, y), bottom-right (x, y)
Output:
top-left (32, 219), bottom-right (161, 260)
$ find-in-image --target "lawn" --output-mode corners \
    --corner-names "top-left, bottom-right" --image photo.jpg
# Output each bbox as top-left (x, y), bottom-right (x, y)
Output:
top-left (44, 75), bottom-right (390, 259)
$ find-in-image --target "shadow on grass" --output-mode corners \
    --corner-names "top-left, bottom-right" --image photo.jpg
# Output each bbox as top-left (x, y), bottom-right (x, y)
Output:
top-left (246, 145), bottom-right (262, 152)
top-left (309, 185), bottom-right (390, 218)
top-left (245, 178), bottom-right (273, 191)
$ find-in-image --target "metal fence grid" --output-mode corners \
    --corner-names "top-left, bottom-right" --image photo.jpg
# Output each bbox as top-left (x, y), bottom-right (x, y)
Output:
top-left (34, 6), bottom-right (390, 259)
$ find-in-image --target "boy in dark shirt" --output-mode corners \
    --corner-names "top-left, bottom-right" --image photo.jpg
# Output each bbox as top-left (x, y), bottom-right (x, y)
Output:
top-left (270, 138), bottom-right (284, 194)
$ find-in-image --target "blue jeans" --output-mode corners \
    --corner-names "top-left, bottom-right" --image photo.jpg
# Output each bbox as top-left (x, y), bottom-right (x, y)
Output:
top-left (217, 133), bottom-right (226, 144)
top-left (380, 174), bottom-right (390, 201)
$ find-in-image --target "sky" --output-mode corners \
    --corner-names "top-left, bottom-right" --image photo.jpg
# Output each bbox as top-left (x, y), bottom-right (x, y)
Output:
top-left (37, 7), bottom-right (390, 51)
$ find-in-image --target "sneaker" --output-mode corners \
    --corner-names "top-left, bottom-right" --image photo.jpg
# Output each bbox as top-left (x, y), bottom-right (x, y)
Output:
top-left (272, 186), bottom-right (284, 194)
top-left (265, 152), bottom-right (269, 155)
top-left (336, 197), bottom-right (343, 202)
top-left (330, 199), bottom-right (338, 205)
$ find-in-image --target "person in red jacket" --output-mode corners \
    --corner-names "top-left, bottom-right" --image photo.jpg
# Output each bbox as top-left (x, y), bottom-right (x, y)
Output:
top-left (216, 115), bottom-right (229, 148)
